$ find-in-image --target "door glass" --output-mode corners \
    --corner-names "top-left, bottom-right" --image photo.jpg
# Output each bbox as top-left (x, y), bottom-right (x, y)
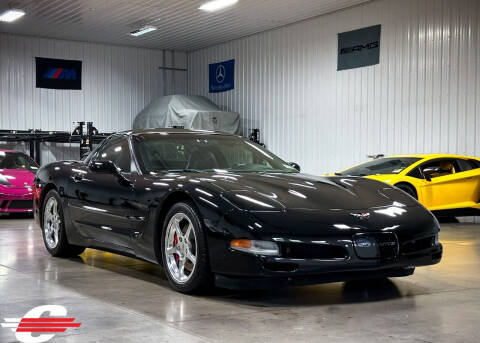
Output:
top-left (454, 159), bottom-right (477, 172)
top-left (93, 137), bottom-right (132, 173)
top-left (468, 159), bottom-right (480, 169)
top-left (421, 160), bottom-right (455, 178)
top-left (407, 167), bottom-right (423, 179)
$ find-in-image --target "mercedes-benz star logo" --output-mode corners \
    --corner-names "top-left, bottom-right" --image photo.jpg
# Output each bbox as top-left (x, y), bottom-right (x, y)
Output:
top-left (215, 65), bottom-right (225, 83)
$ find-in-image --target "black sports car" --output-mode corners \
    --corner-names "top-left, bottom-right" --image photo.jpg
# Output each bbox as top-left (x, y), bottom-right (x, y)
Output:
top-left (33, 129), bottom-right (442, 293)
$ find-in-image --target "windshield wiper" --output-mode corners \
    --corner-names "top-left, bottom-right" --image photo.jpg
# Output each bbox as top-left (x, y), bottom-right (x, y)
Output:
top-left (334, 172), bottom-right (343, 176)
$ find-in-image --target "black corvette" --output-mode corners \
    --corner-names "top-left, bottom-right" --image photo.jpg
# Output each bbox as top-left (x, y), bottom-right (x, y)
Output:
top-left (33, 129), bottom-right (442, 293)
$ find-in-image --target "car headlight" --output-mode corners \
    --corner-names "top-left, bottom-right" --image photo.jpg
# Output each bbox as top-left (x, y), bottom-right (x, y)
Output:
top-left (230, 239), bottom-right (280, 256)
top-left (0, 174), bottom-right (10, 186)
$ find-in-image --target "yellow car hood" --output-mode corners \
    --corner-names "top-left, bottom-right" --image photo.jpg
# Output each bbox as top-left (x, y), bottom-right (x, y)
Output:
top-left (364, 174), bottom-right (399, 184)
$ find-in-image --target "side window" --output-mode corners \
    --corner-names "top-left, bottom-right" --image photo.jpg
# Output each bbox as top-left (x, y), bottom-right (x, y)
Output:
top-left (469, 159), bottom-right (480, 169)
top-left (420, 159), bottom-right (455, 179)
top-left (93, 137), bottom-right (132, 173)
top-left (454, 159), bottom-right (475, 173)
top-left (407, 167), bottom-right (423, 179)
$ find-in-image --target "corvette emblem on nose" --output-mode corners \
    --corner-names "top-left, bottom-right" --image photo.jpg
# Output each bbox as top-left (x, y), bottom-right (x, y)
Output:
top-left (350, 212), bottom-right (370, 220)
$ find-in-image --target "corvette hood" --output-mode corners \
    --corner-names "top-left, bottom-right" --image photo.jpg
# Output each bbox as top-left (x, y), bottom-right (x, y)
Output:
top-left (204, 172), bottom-right (418, 211)
top-left (0, 169), bottom-right (35, 187)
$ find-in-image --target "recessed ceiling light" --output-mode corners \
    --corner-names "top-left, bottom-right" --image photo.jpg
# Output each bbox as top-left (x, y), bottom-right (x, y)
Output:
top-left (0, 9), bottom-right (25, 22)
top-left (199, 0), bottom-right (238, 12)
top-left (130, 25), bottom-right (157, 37)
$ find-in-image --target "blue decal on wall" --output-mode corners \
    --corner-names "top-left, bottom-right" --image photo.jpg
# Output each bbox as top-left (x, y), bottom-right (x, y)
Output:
top-left (36, 57), bottom-right (82, 90)
top-left (209, 59), bottom-right (234, 93)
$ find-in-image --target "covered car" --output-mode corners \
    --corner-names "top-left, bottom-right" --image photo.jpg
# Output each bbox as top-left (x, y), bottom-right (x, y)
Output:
top-left (132, 95), bottom-right (240, 134)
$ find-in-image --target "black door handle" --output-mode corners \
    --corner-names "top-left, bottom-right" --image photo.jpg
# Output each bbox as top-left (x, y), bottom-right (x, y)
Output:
top-left (73, 173), bottom-right (83, 182)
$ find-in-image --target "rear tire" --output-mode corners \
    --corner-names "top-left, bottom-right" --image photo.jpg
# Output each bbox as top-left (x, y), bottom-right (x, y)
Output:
top-left (41, 190), bottom-right (85, 257)
top-left (395, 183), bottom-right (417, 200)
top-left (161, 201), bottom-right (212, 293)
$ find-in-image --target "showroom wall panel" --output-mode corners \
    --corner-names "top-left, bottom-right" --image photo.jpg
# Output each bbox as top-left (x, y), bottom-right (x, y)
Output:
top-left (0, 33), bottom-right (187, 163)
top-left (188, 0), bottom-right (480, 175)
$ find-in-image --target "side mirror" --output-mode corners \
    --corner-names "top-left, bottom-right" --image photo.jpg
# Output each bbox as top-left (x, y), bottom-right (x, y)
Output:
top-left (89, 160), bottom-right (132, 187)
top-left (289, 162), bottom-right (301, 172)
top-left (89, 160), bottom-right (119, 174)
top-left (422, 167), bottom-right (436, 182)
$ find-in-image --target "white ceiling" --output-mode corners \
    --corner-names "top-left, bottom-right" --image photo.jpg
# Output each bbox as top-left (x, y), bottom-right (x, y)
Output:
top-left (0, 0), bottom-right (371, 51)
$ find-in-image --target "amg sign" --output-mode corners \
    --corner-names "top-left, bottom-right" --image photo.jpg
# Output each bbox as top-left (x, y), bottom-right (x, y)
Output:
top-left (339, 41), bottom-right (379, 55)
top-left (36, 57), bottom-right (82, 90)
top-left (337, 25), bottom-right (381, 71)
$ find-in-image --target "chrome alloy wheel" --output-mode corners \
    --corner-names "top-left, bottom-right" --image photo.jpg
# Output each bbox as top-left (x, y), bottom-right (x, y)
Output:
top-left (165, 213), bottom-right (198, 284)
top-left (44, 197), bottom-right (61, 249)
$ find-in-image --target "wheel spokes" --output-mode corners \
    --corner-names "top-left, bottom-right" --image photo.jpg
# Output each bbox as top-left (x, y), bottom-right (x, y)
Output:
top-left (184, 224), bottom-right (192, 240)
top-left (173, 218), bottom-right (183, 239)
top-left (44, 197), bottom-right (61, 249)
top-left (186, 251), bottom-right (196, 265)
top-left (178, 258), bottom-right (185, 279)
top-left (166, 246), bottom-right (176, 255)
top-left (165, 212), bottom-right (197, 284)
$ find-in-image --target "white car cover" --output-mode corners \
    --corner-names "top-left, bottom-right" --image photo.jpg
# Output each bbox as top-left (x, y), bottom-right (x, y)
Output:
top-left (132, 95), bottom-right (240, 134)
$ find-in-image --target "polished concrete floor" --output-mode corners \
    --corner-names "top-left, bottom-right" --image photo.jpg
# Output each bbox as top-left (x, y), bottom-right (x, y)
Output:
top-left (0, 217), bottom-right (479, 343)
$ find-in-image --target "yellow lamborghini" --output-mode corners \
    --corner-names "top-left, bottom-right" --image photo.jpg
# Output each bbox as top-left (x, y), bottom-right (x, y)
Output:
top-left (334, 154), bottom-right (480, 216)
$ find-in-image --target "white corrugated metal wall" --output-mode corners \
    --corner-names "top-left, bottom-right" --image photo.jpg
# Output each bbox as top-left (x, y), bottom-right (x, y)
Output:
top-left (188, 0), bottom-right (480, 175)
top-left (0, 33), bottom-right (187, 163)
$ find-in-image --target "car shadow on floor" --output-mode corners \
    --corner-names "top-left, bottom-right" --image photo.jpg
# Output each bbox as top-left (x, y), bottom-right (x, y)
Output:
top-left (207, 278), bottom-right (405, 307)
top-left (64, 249), bottom-right (411, 308)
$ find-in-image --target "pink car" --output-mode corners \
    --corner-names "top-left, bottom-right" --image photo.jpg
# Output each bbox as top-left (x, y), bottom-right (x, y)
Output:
top-left (0, 150), bottom-right (39, 214)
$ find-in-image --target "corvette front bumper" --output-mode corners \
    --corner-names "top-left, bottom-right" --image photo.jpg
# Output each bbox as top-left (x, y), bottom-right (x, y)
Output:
top-left (211, 234), bottom-right (442, 289)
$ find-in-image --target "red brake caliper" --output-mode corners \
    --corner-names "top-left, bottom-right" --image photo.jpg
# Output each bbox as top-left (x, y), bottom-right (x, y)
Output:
top-left (173, 233), bottom-right (179, 264)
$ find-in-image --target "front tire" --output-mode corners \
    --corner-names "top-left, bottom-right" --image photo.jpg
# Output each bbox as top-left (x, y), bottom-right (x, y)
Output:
top-left (395, 183), bottom-right (417, 200)
top-left (41, 190), bottom-right (85, 257)
top-left (161, 201), bottom-right (211, 293)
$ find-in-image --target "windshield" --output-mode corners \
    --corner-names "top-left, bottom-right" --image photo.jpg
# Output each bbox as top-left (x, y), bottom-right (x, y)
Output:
top-left (0, 151), bottom-right (39, 171)
top-left (339, 157), bottom-right (421, 176)
top-left (133, 133), bottom-right (298, 174)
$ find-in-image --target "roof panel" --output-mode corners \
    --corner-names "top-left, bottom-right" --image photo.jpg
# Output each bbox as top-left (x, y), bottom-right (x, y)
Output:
top-left (0, 0), bottom-right (371, 51)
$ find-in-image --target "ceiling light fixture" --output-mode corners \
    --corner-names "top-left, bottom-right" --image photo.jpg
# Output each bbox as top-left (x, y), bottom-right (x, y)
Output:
top-left (199, 0), bottom-right (238, 12)
top-left (0, 9), bottom-right (25, 22)
top-left (130, 25), bottom-right (157, 37)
